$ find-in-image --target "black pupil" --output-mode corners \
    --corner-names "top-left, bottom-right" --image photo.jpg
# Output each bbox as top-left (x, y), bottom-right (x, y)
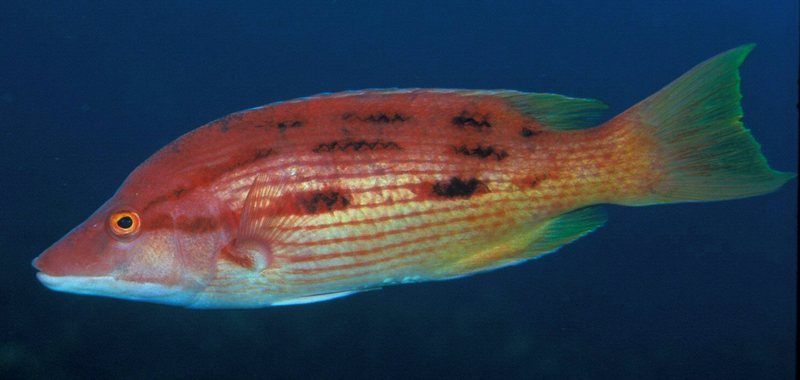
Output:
top-left (117, 216), bottom-right (134, 229)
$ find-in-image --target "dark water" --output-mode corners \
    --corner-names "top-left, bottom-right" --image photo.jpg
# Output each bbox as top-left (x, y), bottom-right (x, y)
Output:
top-left (1, 1), bottom-right (796, 379)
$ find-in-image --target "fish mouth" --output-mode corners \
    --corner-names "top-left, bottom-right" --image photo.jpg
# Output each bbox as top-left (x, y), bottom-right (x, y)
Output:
top-left (35, 272), bottom-right (197, 306)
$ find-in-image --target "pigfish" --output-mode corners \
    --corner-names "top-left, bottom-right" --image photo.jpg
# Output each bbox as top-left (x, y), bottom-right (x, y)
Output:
top-left (33, 45), bottom-right (793, 308)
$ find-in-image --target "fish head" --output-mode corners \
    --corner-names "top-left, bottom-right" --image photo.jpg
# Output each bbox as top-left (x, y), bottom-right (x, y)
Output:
top-left (32, 181), bottom-right (229, 307)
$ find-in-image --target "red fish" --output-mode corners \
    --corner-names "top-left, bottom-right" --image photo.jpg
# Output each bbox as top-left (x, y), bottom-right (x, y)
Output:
top-left (32, 45), bottom-right (793, 308)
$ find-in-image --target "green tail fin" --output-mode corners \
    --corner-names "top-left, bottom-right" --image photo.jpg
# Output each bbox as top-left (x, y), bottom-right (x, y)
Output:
top-left (628, 44), bottom-right (794, 204)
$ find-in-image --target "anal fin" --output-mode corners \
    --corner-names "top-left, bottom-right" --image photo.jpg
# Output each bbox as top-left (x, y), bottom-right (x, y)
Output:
top-left (525, 206), bottom-right (607, 254)
top-left (443, 207), bottom-right (607, 276)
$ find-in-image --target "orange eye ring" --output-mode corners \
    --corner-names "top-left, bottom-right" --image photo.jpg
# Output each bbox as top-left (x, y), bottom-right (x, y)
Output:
top-left (109, 210), bottom-right (141, 238)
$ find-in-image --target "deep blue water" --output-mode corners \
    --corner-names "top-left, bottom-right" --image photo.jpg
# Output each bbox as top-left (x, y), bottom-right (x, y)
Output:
top-left (1, 1), bottom-right (796, 379)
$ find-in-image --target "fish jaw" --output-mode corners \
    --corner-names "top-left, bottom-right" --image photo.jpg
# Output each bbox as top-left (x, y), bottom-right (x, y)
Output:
top-left (35, 272), bottom-right (199, 306)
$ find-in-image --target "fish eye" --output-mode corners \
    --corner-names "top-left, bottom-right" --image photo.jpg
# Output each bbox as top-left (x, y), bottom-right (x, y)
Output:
top-left (109, 210), bottom-right (141, 238)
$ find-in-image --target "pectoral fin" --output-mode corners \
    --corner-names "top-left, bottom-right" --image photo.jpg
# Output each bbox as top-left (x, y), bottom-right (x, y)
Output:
top-left (222, 174), bottom-right (307, 271)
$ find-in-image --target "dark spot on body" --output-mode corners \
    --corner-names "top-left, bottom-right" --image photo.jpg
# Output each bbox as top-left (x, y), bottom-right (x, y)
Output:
top-left (453, 145), bottom-right (509, 161)
top-left (268, 188), bottom-right (354, 216)
top-left (513, 174), bottom-right (549, 190)
top-left (364, 113), bottom-right (409, 123)
top-left (432, 177), bottom-right (487, 198)
top-left (254, 148), bottom-right (274, 159)
top-left (530, 174), bottom-right (548, 188)
top-left (342, 112), bottom-right (409, 123)
top-left (520, 127), bottom-right (541, 137)
top-left (276, 120), bottom-right (303, 131)
top-left (313, 139), bottom-right (402, 153)
top-left (302, 191), bottom-right (351, 214)
top-left (253, 119), bottom-right (303, 132)
top-left (452, 111), bottom-right (492, 130)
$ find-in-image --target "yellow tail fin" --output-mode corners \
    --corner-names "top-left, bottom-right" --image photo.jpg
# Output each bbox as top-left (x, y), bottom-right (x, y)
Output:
top-left (619, 44), bottom-right (794, 204)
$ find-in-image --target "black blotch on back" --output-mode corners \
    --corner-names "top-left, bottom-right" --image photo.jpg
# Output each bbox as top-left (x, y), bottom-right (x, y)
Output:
top-left (452, 111), bottom-right (492, 130)
top-left (342, 112), bottom-right (409, 123)
top-left (432, 177), bottom-right (486, 198)
top-left (276, 120), bottom-right (303, 131)
top-left (313, 139), bottom-right (402, 153)
top-left (453, 145), bottom-right (509, 161)
top-left (253, 120), bottom-right (303, 132)
top-left (520, 127), bottom-right (541, 138)
top-left (303, 191), bottom-right (350, 213)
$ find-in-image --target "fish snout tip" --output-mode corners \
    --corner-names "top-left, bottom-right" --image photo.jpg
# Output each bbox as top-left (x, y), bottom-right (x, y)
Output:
top-left (31, 254), bottom-right (42, 271)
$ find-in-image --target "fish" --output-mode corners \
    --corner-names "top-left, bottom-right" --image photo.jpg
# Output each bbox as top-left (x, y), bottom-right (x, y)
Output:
top-left (32, 44), bottom-right (794, 308)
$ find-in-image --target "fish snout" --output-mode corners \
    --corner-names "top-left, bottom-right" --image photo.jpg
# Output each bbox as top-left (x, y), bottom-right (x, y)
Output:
top-left (32, 220), bottom-right (115, 277)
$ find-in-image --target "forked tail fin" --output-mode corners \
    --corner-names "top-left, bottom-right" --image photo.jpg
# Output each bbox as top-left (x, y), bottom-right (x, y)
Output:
top-left (619, 44), bottom-right (794, 205)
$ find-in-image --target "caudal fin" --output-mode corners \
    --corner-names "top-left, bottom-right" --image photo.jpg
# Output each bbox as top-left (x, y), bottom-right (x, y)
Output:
top-left (624, 44), bottom-right (794, 204)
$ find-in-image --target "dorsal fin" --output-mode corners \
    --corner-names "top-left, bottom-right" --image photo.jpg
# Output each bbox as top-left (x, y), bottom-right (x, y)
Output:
top-left (299, 88), bottom-right (608, 131)
top-left (497, 91), bottom-right (608, 131)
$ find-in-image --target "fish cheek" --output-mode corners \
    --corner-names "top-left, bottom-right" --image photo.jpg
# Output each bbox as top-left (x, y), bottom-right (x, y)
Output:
top-left (114, 230), bottom-right (185, 286)
top-left (172, 228), bottom-right (226, 290)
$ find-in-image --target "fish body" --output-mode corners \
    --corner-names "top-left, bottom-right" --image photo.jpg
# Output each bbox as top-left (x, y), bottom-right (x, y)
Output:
top-left (33, 45), bottom-right (793, 308)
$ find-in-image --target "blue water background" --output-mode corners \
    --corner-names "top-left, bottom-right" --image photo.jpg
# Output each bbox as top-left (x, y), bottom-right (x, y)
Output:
top-left (1, 1), bottom-right (796, 379)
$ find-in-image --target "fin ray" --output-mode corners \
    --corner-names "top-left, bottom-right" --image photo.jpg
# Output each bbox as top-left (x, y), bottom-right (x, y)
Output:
top-left (621, 44), bottom-right (794, 204)
top-left (442, 207), bottom-right (607, 277)
top-left (226, 174), bottom-right (307, 270)
top-left (499, 92), bottom-right (609, 130)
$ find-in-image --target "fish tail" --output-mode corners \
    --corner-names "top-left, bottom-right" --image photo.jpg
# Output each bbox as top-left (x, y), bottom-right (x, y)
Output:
top-left (612, 44), bottom-right (794, 205)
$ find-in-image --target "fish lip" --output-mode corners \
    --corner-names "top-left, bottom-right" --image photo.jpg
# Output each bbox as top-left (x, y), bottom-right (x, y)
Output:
top-left (35, 272), bottom-right (197, 306)
top-left (31, 256), bottom-right (41, 271)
